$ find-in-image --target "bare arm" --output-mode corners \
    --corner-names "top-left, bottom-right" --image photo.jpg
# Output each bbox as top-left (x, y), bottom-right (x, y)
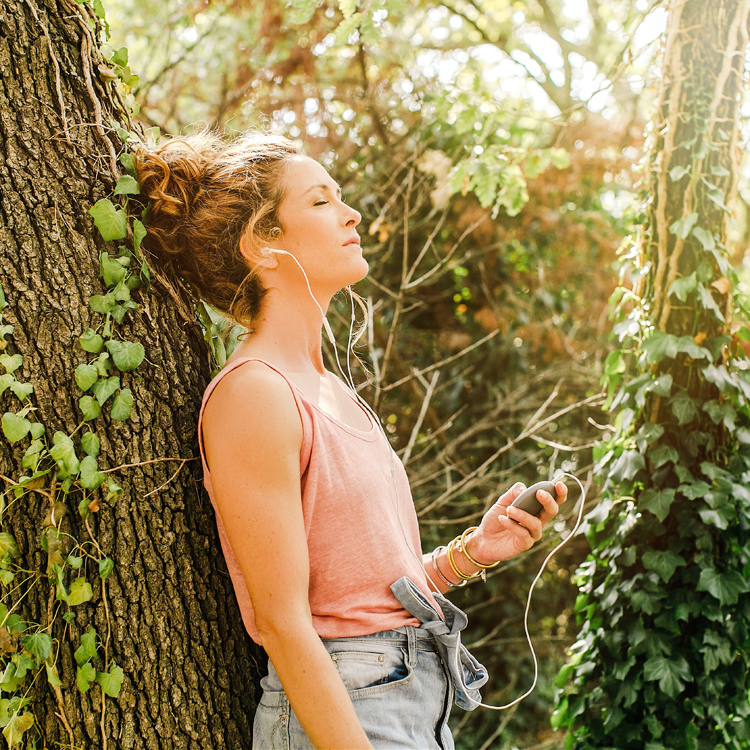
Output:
top-left (202, 363), bottom-right (373, 750)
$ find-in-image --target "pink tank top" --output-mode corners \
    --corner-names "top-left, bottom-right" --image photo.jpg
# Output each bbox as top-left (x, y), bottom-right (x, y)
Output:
top-left (197, 357), bottom-right (443, 644)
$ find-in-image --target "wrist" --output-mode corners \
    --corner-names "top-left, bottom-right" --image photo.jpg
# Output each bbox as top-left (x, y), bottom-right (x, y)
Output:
top-left (463, 527), bottom-right (499, 568)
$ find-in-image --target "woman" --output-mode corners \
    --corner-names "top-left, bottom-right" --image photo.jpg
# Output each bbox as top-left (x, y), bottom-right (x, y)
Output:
top-left (134, 128), bottom-right (567, 750)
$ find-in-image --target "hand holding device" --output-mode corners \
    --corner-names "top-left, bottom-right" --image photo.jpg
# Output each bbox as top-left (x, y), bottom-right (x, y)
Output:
top-left (510, 480), bottom-right (562, 517)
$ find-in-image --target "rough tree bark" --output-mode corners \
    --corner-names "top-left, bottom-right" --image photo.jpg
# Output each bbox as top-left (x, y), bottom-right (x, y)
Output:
top-left (0, 1), bottom-right (261, 747)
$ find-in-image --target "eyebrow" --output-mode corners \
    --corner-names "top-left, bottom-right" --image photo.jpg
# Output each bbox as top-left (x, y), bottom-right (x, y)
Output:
top-left (303, 183), bottom-right (342, 197)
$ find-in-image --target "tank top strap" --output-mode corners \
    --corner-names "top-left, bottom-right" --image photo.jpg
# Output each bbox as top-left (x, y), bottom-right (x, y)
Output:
top-left (197, 357), bottom-right (314, 480)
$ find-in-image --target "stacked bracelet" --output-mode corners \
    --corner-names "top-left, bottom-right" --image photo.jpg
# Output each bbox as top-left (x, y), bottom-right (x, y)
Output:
top-left (459, 526), bottom-right (501, 570)
top-left (446, 537), bottom-right (483, 582)
top-left (430, 546), bottom-right (467, 588)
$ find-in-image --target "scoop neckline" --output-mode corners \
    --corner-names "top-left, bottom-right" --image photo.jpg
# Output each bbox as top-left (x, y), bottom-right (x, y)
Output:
top-left (226, 356), bottom-right (380, 441)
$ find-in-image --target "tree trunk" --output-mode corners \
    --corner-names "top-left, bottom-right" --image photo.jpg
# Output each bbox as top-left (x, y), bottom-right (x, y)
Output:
top-left (0, 1), bottom-right (261, 747)
top-left (555, 1), bottom-right (750, 747)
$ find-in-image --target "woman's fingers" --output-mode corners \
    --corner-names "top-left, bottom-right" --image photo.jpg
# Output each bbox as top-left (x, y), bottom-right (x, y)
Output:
top-left (497, 514), bottom-right (534, 547)
top-left (505, 505), bottom-right (543, 541)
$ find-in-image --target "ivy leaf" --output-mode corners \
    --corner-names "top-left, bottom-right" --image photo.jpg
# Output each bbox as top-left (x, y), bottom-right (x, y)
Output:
top-left (635, 422), bottom-right (664, 452)
top-left (79, 395), bottom-right (101, 421)
top-left (669, 165), bottom-right (690, 181)
top-left (20, 632), bottom-right (52, 662)
top-left (92, 376), bottom-right (120, 406)
top-left (76, 662), bottom-right (96, 693)
top-left (81, 432), bottom-right (100, 457)
top-left (74, 628), bottom-right (98, 666)
top-left (2, 711), bottom-right (34, 748)
top-left (669, 391), bottom-right (698, 425)
top-left (75, 364), bottom-right (99, 392)
top-left (104, 340), bottom-right (145, 372)
top-left (99, 557), bottom-right (114, 580)
top-left (79, 456), bottom-right (105, 489)
top-left (642, 550), bottom-right (685, 583)
top-left (8, 381), bottom-right (32, 401)
top-left (110, 389), bottom-right (133, 421)
top-left (697, 567), bottom-right (749, 606)
top-left (65, 578), bottom-right (93, 606)
top-left (29, 422), bottom-right (44, 440)
top-left (640, 488), bottom-right (676, 523)
top-left (96, 662), bottom-right (124, 697)
top-left (667, 272), bottom-right (697, 302)
top-left (79, 329), bottom-right (104, 354)
top-left (89, 293), bottom-right (115, 314)
top-left (0, 373), bottom-right (13, 396)
top-left (702, 364), bottom-right (733, 392)
top-left (0, 533), bottom-right (19, 561)
top-left (648, 444), bottom-right (680, 469)
top-left (679, 480), bottom-right (710, 499)
top-left (100, 253), bottom-right (127, 287)
top-left (609, 450), bottom-right (645, 483)
top-left (1, 413), bottom-right (31, 443)
top-left (133, 219), bottom-right (146, 257)
top-left (644, 655), bottom-right (691, 699)
top-left (89, 199), bottom-right (127, 242)
top-left (692, 226), bottom-right (715, 251)
top-left (669, 212), bottom-right (698, 239)
top-left (697, 284), bottom-right (725, 322)
top-left (288, 0), bottom-right (317, 24)
top-left (50, 432), bottom-right (80, 475)
top-left (45, 662), bottom-right (62, 688)
top-left (113, 174), bottom-right (139, 195)
top-left (0, 354), bottom-right (22, 374)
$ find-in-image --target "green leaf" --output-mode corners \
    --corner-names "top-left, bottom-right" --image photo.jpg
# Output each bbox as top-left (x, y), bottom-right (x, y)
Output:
top-left (96, 663), bottom-right (124, 697)
top-left (679, 480), bottom-right (710, 499)
top-left (79, 455), bottom-right (105, 489)
top-left (29, 422), bottom-right (44, 439)
top-left (79, 329), bottom-right (104, 354)
top-left (643, 655), bottom-right (691, 698)
top-left (92, 376), bottom-right (120, 406)
top-left (45, 662), bottom-right (62, 688)
top-left (288, 0), bottom-right (317, 24)
top-left (649, 444), bottom-right (679, 468)
top-left (610, 450), bottom-right (645, 483)
top-left (670, 391), bottom-right (698, 425)
top-left (113, 174), bottom-right (139, 196)
top-left (65, 578), bottom-right (93, 606)
top-left (74, 628), bottom-right (98, 665)
top-left (89, 199), bottom-right (127, 242)
top-left (21, 632), bottom-right (52, 661)
top-left (110, 389), bottom-right (133, 421)
top-left (640, 488), bottom-right (676, 523)
top-left (75, 364), bottom-right (99, 392)
top-left (1, 413), bottom-right (30, 443)
top-left (668, 272), bottom-right (697, 302)
top-left (0, 374), bottom-right (13, 396)
top-left (642, 550), bottom-right (685, 583)
top-left (692, 226), bottom-right (715, 251)
top-left (81, 432), bottom-right (100, 457)
top-left (669, 165), bottom-right (690, 181)
top-left (697, 567), bottom-right (749, 605)
top-left (669, 212), bottom-right (698, 239)
top-left (0, 533), bottom-right (19, 560)
top-left (133, 219), bottom-right (146, 257)
top-left (0, 354), bottom-right (22, 374)
top-left (66, 554), bottom-right (83, 570)
top-left (697, 284), bottom-right (725, 322)
top-left (635, 422), bottom-right (664, 452)
top-left (76, 662), bottom-right (96, 693)
top-left (104, 340), bottom-right (145, 371)
top-left (50, 432), bottom-right (80, 475)
top-left (2, 711), bottom-right (34, 748)
top-left (89, 293), bottom-right (115, 314)
top-left (100, 253), bottom-right (127, 287)
top-left (98, 557), bottom-right (114, 580)
top-left (79, 395), bottom-right (101, 421)
top-left (8, 380), bottom-right (32, 402)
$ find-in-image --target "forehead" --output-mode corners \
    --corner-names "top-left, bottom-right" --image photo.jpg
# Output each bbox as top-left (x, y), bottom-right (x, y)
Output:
top-left (282, 156), bottom-right (340, 197)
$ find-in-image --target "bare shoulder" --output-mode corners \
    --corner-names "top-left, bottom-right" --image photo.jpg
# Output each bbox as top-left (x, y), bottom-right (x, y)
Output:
top-left (202, 360), bottom-right (303, 462)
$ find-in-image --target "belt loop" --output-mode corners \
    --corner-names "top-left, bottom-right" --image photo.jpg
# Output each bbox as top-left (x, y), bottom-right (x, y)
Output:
top-left (406, 625), bottom-right (418, 668)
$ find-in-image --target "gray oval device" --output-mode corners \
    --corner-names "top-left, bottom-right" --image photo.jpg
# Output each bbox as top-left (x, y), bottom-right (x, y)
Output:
top-left (510, 480), bottom-right (560, 517)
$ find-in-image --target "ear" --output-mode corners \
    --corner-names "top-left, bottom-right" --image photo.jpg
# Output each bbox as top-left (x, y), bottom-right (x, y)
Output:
top-left (239, 231), bottom-right (277, 269)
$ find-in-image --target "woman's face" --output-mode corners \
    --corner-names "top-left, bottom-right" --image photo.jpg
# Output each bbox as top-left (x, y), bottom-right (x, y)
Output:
top-left (272, 156), bottom-right (368, 293)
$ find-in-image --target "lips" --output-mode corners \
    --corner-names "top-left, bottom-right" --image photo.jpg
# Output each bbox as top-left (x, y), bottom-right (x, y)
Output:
top-left (343, 237), bottom-right (361, 247)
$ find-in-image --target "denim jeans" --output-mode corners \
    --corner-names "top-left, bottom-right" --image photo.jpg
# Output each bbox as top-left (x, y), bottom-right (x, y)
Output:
top-left (252, 625), bottom-right (455, 749)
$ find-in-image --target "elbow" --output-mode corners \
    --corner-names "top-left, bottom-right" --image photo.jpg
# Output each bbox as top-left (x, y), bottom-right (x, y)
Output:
top-left (255, 606), bottom-right (315, 650)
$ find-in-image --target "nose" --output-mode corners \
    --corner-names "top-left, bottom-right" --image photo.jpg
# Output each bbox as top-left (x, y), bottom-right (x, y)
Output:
top-left (343, 203), bottom-right (361, 227)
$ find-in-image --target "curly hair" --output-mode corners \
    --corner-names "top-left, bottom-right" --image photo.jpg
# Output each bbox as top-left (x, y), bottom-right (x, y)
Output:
top-left (132, 126), bottom-right (303, 329)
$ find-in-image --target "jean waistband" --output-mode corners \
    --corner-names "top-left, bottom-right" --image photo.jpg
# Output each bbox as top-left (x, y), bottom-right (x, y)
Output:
top-left (321, 624), bottom-right (438, 647)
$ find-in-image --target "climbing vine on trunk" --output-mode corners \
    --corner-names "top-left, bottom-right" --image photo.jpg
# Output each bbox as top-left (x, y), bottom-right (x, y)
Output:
top-left (553, 1), bottom-right (750, 748)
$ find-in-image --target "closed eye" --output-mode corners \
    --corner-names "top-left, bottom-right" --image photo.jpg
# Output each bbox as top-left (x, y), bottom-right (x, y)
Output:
top-left (314, 200), bottom-right (329, 206)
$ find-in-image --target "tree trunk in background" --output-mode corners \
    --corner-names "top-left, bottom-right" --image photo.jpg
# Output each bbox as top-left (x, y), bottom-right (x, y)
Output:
top-left (0, 1), bottom-right (260, 747)
top-left (557, 1), bottom-right (750, 748)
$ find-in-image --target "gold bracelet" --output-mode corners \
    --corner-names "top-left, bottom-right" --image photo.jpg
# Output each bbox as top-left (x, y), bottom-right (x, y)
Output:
top-left (431, 546), bottom-right (467, 588)
top-left (460, 526), bottom-right (501, 570)
top-left (446, 536), bottom-right (481, 581)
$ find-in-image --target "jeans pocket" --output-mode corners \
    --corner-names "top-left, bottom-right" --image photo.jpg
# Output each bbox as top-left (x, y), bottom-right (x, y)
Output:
top-left (327, 643), bottom-right (413, 699)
